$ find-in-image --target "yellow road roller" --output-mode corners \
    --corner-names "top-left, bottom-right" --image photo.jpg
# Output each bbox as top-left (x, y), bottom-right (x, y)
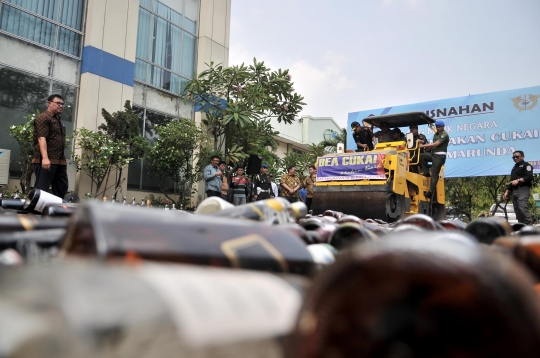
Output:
top-left (312, 112), bottom-right (445, 222)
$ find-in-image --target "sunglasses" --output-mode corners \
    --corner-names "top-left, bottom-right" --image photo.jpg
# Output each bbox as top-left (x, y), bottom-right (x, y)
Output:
top-left (512, 156), bottom-right (521, 159)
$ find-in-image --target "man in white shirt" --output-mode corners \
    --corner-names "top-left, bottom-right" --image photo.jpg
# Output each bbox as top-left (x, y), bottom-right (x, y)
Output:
top-left (269, 174), bottom-right (279, 198)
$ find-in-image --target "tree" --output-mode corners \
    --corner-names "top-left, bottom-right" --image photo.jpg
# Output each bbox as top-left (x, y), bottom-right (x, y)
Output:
top-left (185, 59), bottom-right (305, 165)
top-left (98, 101), bottom-right (149, 195)
top-left (8, 111), bottom-right (38, 192)
top-left (147, 118), bottom-right (207, 206)
top-left (72, 128), bottom-right (132, 196)
top-left (320, 128), bottom-right (348, 153)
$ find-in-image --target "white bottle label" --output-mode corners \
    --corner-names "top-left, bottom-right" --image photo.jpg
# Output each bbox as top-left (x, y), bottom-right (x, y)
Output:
top-left (34, 191), bottom-right (63, 212)
top-left (137, 264), bottom-right (301, 347)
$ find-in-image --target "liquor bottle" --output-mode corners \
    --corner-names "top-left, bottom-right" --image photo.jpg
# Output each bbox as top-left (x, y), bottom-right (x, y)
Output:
top-left (0, 260), bottom-right (307, 357)
top-left (171, 203), bottom-right (177, 210)
top-left (140, 198), bottom-right (146, 207)
top-left (164, 199), bottom-right (170, 210)
top-left (180, 203), bottom-right (183, 210)
top-left (146, 199), bottom-right (152, 207)
top-left (208, 197), bottom-right (307, 225)
top-left (23, 189), bottom-right (63, 213)
top-left (111, 195), bottom-right (116, 204)
top-left (61, 201), bottom-right (315, 276)
top-left (42, 203), bottom-right (77, 217)
top-left (0, 215), bottom-right (69, 234)
top-left (122, 197), bottom-right (127, 205)
top-left (131, 197), bottom-right (136, 206)
top-left (0, 198), bottom-right (25, 211)
top-left (291, 235), bottom-right (540, 358)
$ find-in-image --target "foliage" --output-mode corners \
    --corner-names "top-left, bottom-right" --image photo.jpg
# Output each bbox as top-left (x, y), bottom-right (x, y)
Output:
top-left (98, 101), bottom-right (149, 195)
top-left (146, 118), bottom-right (206, 206)
top-left (72, 128), bottom-right (131, 196)
top-left (444, 174), bottom-right (540, 221)
top-left (8, 111), bottom-right (38, 192)
top-left (320, 128), bottom-right (348, 153)
top-left (185, 59), bottom-right (305, 165)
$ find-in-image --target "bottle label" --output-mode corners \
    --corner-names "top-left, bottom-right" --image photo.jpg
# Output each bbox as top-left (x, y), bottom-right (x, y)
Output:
top-left (137, 263), bottom-right (301, 347)
top-left (35, 190), bottom-right (63, 212)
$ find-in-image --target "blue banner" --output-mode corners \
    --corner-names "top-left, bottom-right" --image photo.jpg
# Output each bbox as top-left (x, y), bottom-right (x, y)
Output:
top-left (348, 86), bottom-right (540, 177)
top-left (317, 153), bottom-right (386, 181)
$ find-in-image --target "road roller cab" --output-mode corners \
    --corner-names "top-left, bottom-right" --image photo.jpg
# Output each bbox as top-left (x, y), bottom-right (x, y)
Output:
top-left (312, 112), bottom-right (445, 222)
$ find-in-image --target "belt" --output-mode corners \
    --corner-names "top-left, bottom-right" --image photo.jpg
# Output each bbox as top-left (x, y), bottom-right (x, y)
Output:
top-left (434, 152), bottom-right (447, 155)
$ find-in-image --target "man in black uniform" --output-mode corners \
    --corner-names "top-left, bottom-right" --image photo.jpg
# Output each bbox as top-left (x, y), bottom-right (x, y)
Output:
top-left (351, 121), bottom-right (375, 152)
top-left (419, 120), bottom-right (450, 199)
top-left (502, 150), bottom-right (533, 225)
top-left (253, 164), bottom-right (272, 201)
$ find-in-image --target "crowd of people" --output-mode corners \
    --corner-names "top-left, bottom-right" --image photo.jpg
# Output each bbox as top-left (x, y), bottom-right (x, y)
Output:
top-left (204, 156), bottom-right (317, 212)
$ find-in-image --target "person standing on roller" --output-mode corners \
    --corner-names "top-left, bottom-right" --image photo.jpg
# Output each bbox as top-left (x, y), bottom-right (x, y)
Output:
top-left (419, 120), bottom-right (450, 199)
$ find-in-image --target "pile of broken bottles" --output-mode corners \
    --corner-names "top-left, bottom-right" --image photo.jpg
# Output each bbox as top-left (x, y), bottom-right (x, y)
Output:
top-left (1, 190), bottom-right (540, 358)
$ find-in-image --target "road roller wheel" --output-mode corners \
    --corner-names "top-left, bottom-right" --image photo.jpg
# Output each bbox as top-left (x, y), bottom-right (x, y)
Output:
top-left (386, 181), bottom-right (405, 223)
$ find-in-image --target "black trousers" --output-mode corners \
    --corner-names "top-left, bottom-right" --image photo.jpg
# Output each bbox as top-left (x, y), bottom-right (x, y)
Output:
top-left (419, 153), bottom-right (446, 194)
top-left (283, 196), bottom-right (298, 204)
top-left (512, 186), bottom-right (533, 225)
top-left (34, 164), bottom-right (68, 199)
top-left (306, 197), bottom-right (313, 212)
top-left (206, 190), bottom-right (221, 198)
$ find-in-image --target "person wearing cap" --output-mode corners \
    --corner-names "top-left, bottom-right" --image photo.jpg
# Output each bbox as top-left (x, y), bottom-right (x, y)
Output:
top-left (502, 150), bottom-right (533, 225)
top-left (373, 121), bottom-right (393, 143)
top-left (419, 120), bottom-right (450, 199)
top-left (409, 124), bottom-right (428, 152)
top-left (351, 120), bottom-right (375, 152)
top-left (390, 128), bottom-right (406, 141)
top-left (254, 164), bottom-right (272, 201)
top-left (280, 165), bottom-right (300, 203)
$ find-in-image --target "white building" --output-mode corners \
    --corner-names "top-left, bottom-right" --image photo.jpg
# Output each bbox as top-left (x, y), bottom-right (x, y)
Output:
top-left (271, 115), bottom-right (342, 157)
top-left (0, 0), bottom-right (231, 202)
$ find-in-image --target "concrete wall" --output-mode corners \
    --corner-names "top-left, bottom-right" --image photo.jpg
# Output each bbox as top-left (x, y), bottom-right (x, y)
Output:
top-left (193, 0), bottom-right (231, 204)
top-left (271, 116), bottom-right (343, 158)
top-left (75, 0), bottom-right (140, 198)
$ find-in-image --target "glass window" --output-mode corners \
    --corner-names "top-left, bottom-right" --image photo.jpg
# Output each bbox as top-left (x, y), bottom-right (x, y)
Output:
top-left (135, 0), bottom-right (198, 94)
top-left (4, 0), bottom-right (60, 22)
top-left (127, 106), bottom-right (177, 192)
top-left (184, 0), bottom-right (198, 34)
top-left (0, 65), bottom-right (49, 177)
top-left (0, 1), bottom-right (84, 57)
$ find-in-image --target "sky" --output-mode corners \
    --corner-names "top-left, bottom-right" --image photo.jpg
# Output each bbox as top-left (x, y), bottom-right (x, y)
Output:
top-left (229, 0), bottom-right (540, 129)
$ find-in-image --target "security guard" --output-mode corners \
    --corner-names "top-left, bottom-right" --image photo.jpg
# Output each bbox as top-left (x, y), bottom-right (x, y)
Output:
top-left (253, 164), bottom-right (272, 200)
top-left (502, 150), bottom-right (533, 225)
top-left (419, 120), bottom-right (450, 199)
top-left (351, 121), bottom-right (374, 152)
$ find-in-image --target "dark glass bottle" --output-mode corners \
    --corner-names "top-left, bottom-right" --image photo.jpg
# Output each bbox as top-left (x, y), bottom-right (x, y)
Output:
top-left (61, 201), bottom-right (315, 276)
top-left (23, 189), bottom-right (63, 213)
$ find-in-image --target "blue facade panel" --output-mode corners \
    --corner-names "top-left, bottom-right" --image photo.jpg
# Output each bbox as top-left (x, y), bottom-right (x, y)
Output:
top-left (81, 46), bottom-right (134, 87)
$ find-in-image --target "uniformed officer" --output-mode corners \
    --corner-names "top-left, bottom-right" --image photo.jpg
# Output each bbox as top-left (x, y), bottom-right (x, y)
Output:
top-left (351, 121), bottom-right (375, 152)
top-left (419, 120), bottom-right (450, 199)
top-left (253, 164), bottom-right (272, 201)
top-left (502, 150), bottom-right (533, 225)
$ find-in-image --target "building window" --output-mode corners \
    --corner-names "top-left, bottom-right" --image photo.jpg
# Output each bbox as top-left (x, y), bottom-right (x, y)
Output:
top-left (0, 0), bottom-right (85, 58)
top-left (292, 148), bottom-right (304, 155)
top-left (127, 105), bottom-right (180, 193)
top-left (0, 64), bottom-right (77, 178)
top-left (135, 0), bottom-right (198, 95)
